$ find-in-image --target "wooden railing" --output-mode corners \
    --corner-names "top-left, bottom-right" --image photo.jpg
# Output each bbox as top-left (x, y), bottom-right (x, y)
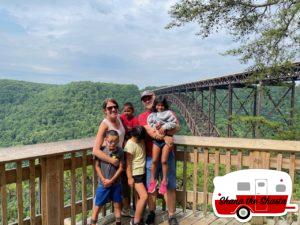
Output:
top-left (0, 136), bottom-right (299, 225)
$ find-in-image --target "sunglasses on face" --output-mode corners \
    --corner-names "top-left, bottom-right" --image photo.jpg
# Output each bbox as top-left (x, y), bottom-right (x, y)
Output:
top-left (142, 96), bottom-right (152, 102)
top-left (106, 105), bottom-right (118, 111)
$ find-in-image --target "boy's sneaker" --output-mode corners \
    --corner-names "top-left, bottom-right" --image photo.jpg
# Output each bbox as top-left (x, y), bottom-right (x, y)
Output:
top-left (168, 217), bottom-right (178, 225)
top-left (147, 180), bottom-right (158, 193)
top-left (145, 211), bottom-right (155, 225)
top-left (158, 181), bottom-right (167, 195)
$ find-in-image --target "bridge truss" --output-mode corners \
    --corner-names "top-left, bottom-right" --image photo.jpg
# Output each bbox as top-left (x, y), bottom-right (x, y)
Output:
top-left (154, 63), bottom-right (300, 138)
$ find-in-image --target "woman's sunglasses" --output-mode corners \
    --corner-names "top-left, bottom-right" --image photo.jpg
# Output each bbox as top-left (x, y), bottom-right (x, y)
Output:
top-left (106, 105), bottom-right (118, 111)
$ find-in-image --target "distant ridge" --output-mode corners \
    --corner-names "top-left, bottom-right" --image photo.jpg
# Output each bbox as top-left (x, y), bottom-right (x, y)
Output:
top-left (0, 79), bottom-right (142, 147)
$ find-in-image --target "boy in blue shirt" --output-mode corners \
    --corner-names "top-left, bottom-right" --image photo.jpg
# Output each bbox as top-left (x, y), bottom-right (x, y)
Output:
top-left (91, 130), bottom-right (124, 225)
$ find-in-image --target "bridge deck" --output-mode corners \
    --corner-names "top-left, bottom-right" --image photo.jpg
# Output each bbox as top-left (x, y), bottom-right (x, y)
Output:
top-left (70, 209), bottom-right (298, 225)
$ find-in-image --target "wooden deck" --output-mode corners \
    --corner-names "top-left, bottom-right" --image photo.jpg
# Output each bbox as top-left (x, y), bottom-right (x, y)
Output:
top-left (71, 209), bottom-right (299, 225)
top-left (1, 136), bottom-right (299, 225)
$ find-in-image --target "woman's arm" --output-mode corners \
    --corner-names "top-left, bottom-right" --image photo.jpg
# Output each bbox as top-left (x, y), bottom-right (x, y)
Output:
top-left (93, 122), bottom-right (119, 166)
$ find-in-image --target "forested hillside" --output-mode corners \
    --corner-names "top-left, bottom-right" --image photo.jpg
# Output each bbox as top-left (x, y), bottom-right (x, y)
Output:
top-left (0, 80), bottom-right (143, 147)
top-left (0, 80), bottom-right (299, 147)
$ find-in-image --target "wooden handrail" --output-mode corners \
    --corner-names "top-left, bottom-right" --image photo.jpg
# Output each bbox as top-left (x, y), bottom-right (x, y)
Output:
top-left (0, 137), bottom-right (94, 163)
top-left (174, 135), bottom-right (300, 152)
top-left (0, 135), bottom-right (299, 163)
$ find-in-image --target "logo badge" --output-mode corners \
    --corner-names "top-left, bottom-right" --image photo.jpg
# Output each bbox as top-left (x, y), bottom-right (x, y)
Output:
top-left (212, 169), bottom-right (298, 222)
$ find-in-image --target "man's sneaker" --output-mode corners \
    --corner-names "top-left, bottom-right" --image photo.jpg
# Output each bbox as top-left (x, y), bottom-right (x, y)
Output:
top-left (168, 217), bottom-right (179, 225)
top-left (158, 181), bottom-right (167, 195)
top-left (147, 180), bottom-right (158, 193)
top-left (145, 211), bottom-right (155, 225)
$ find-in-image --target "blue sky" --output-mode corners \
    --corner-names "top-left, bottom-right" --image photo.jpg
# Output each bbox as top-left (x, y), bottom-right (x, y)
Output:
top-left (0, 0), bottom-right (248, 88)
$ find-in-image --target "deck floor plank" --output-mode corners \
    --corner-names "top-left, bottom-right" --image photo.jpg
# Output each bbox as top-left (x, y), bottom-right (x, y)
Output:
top-left (159, 210), bottom-right (193, 225)
top-left (226, 219), bottom-right (251, 225)
top-left (179, 213), bottom-right (204, 225)
top-left (76, 210), bottom-right (296, 225)
top-left (192, 213), bottom-right (217, 225)
top-left (210, 217), bottom-right (234, 225)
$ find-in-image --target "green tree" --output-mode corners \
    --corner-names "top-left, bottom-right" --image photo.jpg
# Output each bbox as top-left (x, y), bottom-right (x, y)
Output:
top-left (167, 0), bottom-right (300, 75)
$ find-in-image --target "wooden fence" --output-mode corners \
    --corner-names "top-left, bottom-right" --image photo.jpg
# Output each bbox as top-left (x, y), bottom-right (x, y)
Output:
top-left (0, 136), bottom-right (299, 225)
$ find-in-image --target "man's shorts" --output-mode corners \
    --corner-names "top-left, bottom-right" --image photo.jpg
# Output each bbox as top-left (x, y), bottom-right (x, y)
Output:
top-left (146, 150), bottom-right (176, 190)
top-left (94, 184), bottom-right (122, 206)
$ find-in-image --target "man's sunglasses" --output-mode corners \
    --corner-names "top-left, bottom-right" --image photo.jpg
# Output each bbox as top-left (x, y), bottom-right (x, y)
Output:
top-left (142, 96), bottom-right (152, 102)
top-left (106, 105), bottom-right (118, 110)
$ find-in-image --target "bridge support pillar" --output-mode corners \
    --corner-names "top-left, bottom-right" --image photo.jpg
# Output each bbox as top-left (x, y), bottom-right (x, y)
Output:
top-left (253, 85), bottom-right (258, 138)
top-left (255, 81), bottom-right (264, 138)
top-left (227, 84), bottom-right (233, 137)
top-left (290, 80), bottom-right (295, 126)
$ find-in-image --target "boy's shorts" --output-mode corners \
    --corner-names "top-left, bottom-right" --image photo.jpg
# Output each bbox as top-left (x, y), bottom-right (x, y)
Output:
top-left (94, 184), bottom-right (122, 206)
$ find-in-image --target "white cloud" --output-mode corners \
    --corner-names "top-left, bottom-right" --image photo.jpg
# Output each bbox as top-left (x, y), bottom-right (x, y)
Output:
top-left (0, 0), bottom-right (247, 87)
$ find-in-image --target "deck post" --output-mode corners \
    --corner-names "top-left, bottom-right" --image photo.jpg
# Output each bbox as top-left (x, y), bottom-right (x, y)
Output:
top-left (41, 155), bottom-right (64, 225)
top-left (182, 146), bottom-right (188, 213)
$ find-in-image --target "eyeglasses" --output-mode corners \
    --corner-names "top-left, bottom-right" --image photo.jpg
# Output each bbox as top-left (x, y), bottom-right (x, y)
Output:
top-left (106, 105), bottom-right (118, 111)
top-left (142, 96), bottom-right (152, 102)
top-left (106, 140), bottom-right (118, 145)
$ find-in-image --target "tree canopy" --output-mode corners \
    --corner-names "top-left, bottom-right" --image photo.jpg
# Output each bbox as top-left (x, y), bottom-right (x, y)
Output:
top-left (167, 0), bottom-right (300, 75)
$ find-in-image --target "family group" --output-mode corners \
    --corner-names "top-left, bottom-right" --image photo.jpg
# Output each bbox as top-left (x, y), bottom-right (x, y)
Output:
top-left (91, 90), bottom-right (180, 225)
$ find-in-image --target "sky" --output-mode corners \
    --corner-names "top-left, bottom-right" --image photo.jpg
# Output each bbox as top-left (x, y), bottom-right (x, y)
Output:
top-left (0, 0), bottom-right (248, 88)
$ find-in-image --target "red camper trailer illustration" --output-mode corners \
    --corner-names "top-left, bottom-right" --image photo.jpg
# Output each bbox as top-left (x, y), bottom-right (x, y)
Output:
top-left (212, 169), bottom-right (298, 222)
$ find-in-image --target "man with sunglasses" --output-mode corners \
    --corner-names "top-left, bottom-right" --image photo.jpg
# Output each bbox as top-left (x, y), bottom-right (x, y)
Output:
top-left (138, 91), bottom-right (179, 225)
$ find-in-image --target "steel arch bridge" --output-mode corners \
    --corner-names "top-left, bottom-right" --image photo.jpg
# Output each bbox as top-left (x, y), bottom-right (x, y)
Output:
top-left (154, 63), bottom-right (300, 138)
